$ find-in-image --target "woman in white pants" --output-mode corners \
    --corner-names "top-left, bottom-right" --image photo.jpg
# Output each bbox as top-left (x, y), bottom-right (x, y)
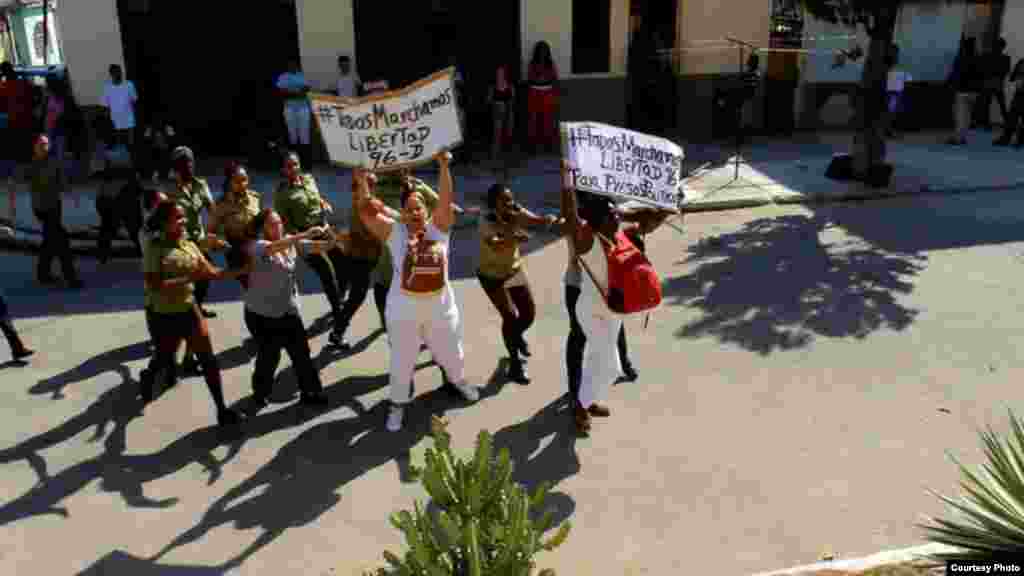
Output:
top-left (560, 162), bottom-right (672, 433)
top-left (355, 152), bottom-right (479, 432)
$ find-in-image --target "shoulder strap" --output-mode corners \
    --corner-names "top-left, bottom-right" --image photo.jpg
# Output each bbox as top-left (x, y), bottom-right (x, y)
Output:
top-left (576, 249), bottom-right (609, 302)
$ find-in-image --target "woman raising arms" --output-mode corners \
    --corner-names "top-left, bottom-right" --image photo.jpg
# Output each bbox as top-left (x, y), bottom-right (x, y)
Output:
top-left (561, 162), bottom-right (674, 434)
top-left (355, 152), bottom-right (480, 432)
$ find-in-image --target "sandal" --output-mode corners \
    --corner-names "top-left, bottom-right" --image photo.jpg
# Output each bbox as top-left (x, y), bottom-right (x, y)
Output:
top-left (574, 404), bottom-right (592, 434)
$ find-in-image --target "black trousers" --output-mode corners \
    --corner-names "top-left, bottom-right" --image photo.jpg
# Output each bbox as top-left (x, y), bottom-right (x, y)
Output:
top-left (303, 246), bottom-right (349, 320)
top-left (96, 195), bottom-right (143, 260)
top-left (336, 257), bottom-right (374, 332)
top-left (34, 208), bottom-right (78, 282)
top-left (999, 91), bottom-right (1024, 144)
top-left (245, 308), bottom-right (322, 398)
top-left (565, 285), bottom-right (629, 405)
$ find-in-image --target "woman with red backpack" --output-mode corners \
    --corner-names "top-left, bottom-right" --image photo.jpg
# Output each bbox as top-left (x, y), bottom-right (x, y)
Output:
top-left (561, 161), bottom-right (674, 434)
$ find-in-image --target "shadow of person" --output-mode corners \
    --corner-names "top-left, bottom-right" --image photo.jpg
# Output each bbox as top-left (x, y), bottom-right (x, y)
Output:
top-left (77, 550), bottom-right (230, 575)
top-left (30, 341), bottom-right (151, 399)
top-left (104, 371), bottom-right (401, 510)
top-left (149, 386), bottom-right (458, 572)
top-left (0, 368), bottom-right (153, 526)
top-left (490, 395), bottom-right (580, 528)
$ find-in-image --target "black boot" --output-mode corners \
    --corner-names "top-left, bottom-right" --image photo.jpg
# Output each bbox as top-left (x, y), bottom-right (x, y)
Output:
top-left (373, 283), bottom-right (388, 331)
top-left (1, 320), bottom-right (33, 360)
top-left (507, 356), bottom-right (531, 385)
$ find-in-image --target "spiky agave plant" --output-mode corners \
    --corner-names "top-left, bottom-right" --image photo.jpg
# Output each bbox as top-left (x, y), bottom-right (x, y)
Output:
top-left (919, 409), bottom-right (1024, 563)
top-left (379, 416), bottom-right (570, 576)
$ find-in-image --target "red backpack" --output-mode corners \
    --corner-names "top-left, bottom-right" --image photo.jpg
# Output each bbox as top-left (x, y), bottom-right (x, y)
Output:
top-left (579, 228), bottom-right (662, 315)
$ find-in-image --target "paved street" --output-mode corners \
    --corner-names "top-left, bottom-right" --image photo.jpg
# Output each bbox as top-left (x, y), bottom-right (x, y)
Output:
top-left (5, 177), bottom-right (1024, 574)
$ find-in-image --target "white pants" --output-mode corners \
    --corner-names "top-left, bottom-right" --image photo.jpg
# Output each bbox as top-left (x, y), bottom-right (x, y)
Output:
top-left (387, 294), bottom-right (466, 405)
top-left (284, 104), bottom-right (311, 145)
top-left (577, 309), bottom-right (622, 409)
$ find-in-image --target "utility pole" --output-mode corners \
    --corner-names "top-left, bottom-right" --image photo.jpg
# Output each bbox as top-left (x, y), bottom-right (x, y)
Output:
top-left (42, 0), bottom-right (48, 66)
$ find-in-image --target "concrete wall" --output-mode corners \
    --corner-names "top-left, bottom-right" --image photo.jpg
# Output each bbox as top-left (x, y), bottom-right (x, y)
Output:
top-left (57, 0), bottom-right (123, 106)
top-left (295, 0), bottom-right (356, 94)
top-left (675, 0), bottom-right (770, 76)
top-left (521, 0), bottom-right (630, 79)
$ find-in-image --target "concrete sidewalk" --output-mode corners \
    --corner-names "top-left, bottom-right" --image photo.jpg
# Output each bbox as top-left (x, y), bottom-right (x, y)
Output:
top-left (3, 130), bottom-right (1022, 253)
top-left (682, 129), bottom-right (1024, 211)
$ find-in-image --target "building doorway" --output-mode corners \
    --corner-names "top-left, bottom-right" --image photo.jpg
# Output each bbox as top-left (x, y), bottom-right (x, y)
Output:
top-left (353, 0), bottom-right (520, 151)
top-left (116, 0), bottom-right (301, 155)
top-left (628, 0), bottom-right (677, 133)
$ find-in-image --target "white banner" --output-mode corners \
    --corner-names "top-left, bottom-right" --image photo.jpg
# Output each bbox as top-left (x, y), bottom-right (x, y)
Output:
top-left (561, 122), bottom-right (685, 210)
top-left (310, 68), bottom-right (463, 171)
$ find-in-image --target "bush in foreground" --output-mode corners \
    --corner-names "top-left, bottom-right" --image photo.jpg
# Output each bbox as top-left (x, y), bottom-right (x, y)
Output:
top-left (920, 409), bottom-right (1024, 563)
top-left (368, 416), bottom-right (570, 576)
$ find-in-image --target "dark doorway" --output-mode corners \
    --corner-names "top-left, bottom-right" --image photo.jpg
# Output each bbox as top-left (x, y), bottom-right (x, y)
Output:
top-left (628, 0), bottom-right (677, 134)
top-left (116, 0), bottom-right (301, 155)
top-left (353, 0), bottom-right (521, 149)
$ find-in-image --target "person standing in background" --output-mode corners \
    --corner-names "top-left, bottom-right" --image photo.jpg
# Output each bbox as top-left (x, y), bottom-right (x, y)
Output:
top-left (0, 289), bottom-right (34, 362)
top-left (336, 55), bottom-right (362, 101)
top-left (947, 37), bottom-right (981, 146)
top-left (167, 146), bottom-right (226, 321)
top-left (994, 57), bottom-right (1024, 147)
top-left (526, 41), bottom-right (559, 154)
top-left (276, 61), bottom-right (313, 169)
top-left (101, 65), bottom-right (139, 177)
top-left (1, 63), bottom-right (34, 187)
top-left (8, 135), bottom-right (83, 289)
top-left (885, 43), bottom-right (911, 138)
top-left (975, 38), bottom-right (1012, 130)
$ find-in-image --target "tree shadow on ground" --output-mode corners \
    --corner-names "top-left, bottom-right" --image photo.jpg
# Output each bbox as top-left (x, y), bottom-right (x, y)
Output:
top-left (664, 211), bottom-right (926, 354)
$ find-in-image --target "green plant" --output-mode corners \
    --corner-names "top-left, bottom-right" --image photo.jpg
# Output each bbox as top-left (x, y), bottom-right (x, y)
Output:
top-left (379, 416), bottom-right (570, 576)
top-left (920, 409), bottom-right (1024, 562)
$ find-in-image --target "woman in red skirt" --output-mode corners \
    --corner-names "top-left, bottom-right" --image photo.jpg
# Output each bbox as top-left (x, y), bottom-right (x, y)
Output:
top-left (527, 41), bottom-right (560, 153)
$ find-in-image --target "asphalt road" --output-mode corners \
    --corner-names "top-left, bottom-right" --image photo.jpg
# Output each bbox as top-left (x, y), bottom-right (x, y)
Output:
top-left (3, 188), bottom-right (1024, 575)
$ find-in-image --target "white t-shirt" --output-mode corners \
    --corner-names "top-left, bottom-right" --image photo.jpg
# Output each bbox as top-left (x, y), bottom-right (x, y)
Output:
top-left (102, 81), bottom-right (138, 130)
top-left (887, 69), bottom-right (911, 93)
top-left (337, 74), bottom-right (360, 98)
top-left (387, 222), bottom-right (454, 313)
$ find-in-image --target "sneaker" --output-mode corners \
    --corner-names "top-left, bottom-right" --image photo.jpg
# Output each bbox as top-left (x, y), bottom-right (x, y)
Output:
top-left (507, 360), bottom-right (531, 385)
top-left (200, 307), bottom-right (217, 318)
top-left (620, 362), bottom-right (639, 383)
top-left (451, 380), bottom-right (480, 402)
top-left (386, 404), bottom-right (405, 432)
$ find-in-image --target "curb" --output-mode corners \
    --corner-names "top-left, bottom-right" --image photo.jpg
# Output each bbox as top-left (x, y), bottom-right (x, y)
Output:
top-left (682, 180), bottom-right (1024, 213)
top-left (751, 543), bottom-right (957, 576)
